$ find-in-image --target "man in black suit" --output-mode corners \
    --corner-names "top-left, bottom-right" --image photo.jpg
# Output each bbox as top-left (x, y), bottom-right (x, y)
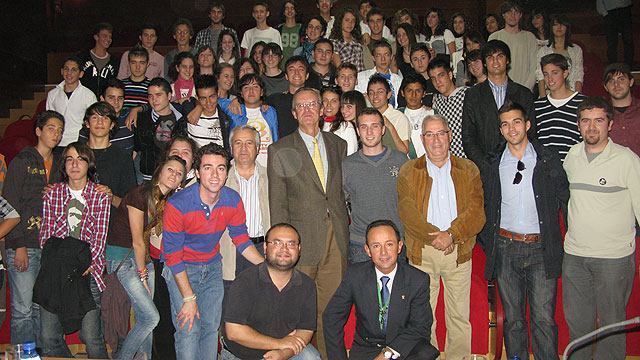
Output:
top-left (462, 39), bottom-right (535, 165)
top-left (323, 220), bottom-right (439, 360)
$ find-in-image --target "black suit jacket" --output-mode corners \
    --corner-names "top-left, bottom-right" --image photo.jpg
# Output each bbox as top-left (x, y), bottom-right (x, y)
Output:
top-left (462, 78), bottom-right (535, 165)
top-left (323, 261), bottom-right (439, 359)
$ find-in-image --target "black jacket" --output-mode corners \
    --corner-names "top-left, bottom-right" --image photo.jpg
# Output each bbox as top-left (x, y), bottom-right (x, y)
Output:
top-left (77, 49), bottom-right (120, 97)
top-left (4, 146), bottom-right (62, 249)
top-left (478, 138), bottom-right (569, 280)
top-left (33, 236), bottom-right (96, 334)
top-left (462, 78), bottom-right (535, 165)
top-left (323, 261), bottom-right (439, 360)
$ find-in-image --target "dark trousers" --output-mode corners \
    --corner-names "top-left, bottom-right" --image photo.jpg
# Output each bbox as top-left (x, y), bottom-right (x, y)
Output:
top-left (604, 5), bottom-right (635, 67)
top-left (151, 258), bottom-right (176, 360)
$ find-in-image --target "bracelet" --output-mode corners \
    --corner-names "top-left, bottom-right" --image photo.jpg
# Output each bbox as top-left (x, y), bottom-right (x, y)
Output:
top-left (446, 230), bottom-right (454, 241)
top-left (183, 294), bottom-right (197, 303)
top-left (138, 268), bottom-right (149, 282)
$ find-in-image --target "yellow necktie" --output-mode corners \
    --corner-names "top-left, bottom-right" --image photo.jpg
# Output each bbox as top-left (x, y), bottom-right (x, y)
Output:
top-left (312, 138), bottom-right (326, 191)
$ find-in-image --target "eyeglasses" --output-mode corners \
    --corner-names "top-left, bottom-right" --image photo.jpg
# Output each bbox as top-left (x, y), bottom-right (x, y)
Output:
top-left (266, 240), bottom-right (300, 249)
top-left (294, 101), bottom-right (319, 111)
top-left (422, 130), bottom-right (449, 139)
top-left (513, 160), bottom-right (525, 184)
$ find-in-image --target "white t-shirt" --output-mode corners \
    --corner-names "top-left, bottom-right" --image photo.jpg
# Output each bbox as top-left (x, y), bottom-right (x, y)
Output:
top-left (427, 29), bottom-right (455, 55)
top-left (245, 107), bottom-right (272, 167)
top-left (359, 21), bottom-right (395, 41)
top-left (240, 27), bottom-right (282, 51)
top-left (403, 107), bottom-right (434, 159)
top-left (188, 110), bottom-right (224, 148)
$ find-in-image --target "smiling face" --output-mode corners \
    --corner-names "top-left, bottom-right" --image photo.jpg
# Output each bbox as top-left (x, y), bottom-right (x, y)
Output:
top-left (367, 82), bottom-right (391, 111)
top-left (499, 109), bottom-right (530, 147)
top-left (542, 63), bottom-right (568, 93)
top-left (485, 51), bottom-right (508, 78)
top-left (284, 2), bottom-right (296, 20)
top-left (231, 128), bottom-right (259, 167)
top-left (396, 27), bottom-right (409, 47)
top-left (61, 60), bottom-right (83, 87)
top-left (252, 45), bottom-right (264, 64)
top-left (221, 34), bottom-right (235, 54)
top-left (365, 225), bottom-right (403, 274)
top-left (168, 140), bottom-right (194, 171)
top-left (336, 68), bottom-right (357, 91)
top-left (157, 159), bottom-right (186, 193)
top-left (94, 29), bottom-right (112, 50)
top-left (578, 108), bottom-right (612, 150)
top-left (368, 14), bottom-right (385, 37)
top-left (317, 0), bottom-right (332, 15)
top-left (604, 71), bottom-right (634, 101)
top-left (210, 6), bottom-right (224, 24)
top-left (453, 15), bottom-right (466, 34)
top-left (421, 117), bottom-right (451, 165)
top-left (356, 113), bottom-right (385, 148)
top-left (285, 61), bottom-right (309, 88)
top-left (468, 59), bottom-right (484, 78)
top-left (196, 154), bottom-right (229, 198)
top-left (197, 87), bottom-right (219, 116)
top-left (264, 226), bottom-right (301, 271)
top-left (359, 1), bottom-right (372, 19)
top-left (217, 67), bottom-right (235, 92)
top-left (262, 50), bottom-right (282, 70)
top-left (173, 24), bottom-right (191, 46)
top-left (100, 87), bottom-right (124, 114)
top-left (176, 58), bottom-right (195, 81)
top-left (307, 19), bottom-right (324, 42)
top-left (322, 91), bottom-right (340, 117)
top-left (86, 111), bottom-right (115, 138)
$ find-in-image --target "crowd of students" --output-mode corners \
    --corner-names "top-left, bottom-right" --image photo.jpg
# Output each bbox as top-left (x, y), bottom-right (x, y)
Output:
top-left (0, 0), bottom-right (638, 359)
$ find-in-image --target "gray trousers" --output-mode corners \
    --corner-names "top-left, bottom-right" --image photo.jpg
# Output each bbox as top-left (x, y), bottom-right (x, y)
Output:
top-left (562, 253), bottom-right (635, 360)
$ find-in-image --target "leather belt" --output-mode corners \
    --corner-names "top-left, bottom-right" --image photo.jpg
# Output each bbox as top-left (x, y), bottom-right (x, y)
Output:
top-left (499, 228), bottom-right (540, 243)
top-left (250, 236), bottom-right (265, 244)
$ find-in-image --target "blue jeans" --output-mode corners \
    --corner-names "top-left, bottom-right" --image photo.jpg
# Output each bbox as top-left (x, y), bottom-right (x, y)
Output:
top-left (163, 260), bottom-right (223, 360)
top-left (563, 253), bottom-right (635, 360)
top-left (108, 259), bottom-right (158, 360)
top-left (219, 344), bottom-right (321, 360)
top-left (6, 248), bottom-right (41, 345)
top-left (40, 276), bottom-right (109, 358)
top-left (495, 237), bottom-right (559, 360)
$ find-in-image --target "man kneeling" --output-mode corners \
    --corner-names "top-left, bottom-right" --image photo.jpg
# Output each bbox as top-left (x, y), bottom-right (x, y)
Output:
top-left (323, 220), bottom-right (439, 360)
top-left (222, 223), bottom-right (321, 360)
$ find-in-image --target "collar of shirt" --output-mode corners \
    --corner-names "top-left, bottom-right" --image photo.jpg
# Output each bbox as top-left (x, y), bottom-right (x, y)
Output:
top-left (425, 154), bottom-right (458, 230)
top-left (375, 263), bottom-right (398, 296)
top-left (500, 140), bottom-right (537, 166)
top-left (152, 103), bottom-right (182, 122)
top-left (488, 78), bottom-right (508, 90)
top-left (233, 163), bottom-right (259, 183)
top-left (298, 128), bottom-right (328, 180)
top-left (425, 153), bottom-right (452, 175)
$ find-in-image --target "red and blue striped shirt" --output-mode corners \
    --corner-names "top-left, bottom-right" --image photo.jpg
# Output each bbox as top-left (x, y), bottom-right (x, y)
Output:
top-left (161, 183), bottom-right (252, 275)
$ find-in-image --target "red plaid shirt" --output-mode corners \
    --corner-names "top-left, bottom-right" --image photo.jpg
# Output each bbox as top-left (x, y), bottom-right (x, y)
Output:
top-left (39, 181), bottom-right (111, 291)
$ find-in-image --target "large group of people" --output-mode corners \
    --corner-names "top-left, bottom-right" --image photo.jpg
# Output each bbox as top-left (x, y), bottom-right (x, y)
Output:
top-left (0, 0), bottom-right (638, 359)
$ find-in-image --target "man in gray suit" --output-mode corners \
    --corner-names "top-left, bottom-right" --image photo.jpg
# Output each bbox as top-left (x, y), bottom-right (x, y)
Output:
top-left (268, 87), bottom-right (349, 359)
top-left (220, 125), bottom-right (270, 288)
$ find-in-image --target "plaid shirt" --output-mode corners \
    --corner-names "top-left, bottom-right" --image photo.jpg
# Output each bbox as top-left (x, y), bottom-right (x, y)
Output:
top-left (39, 181), bottom-right (111, 291)
top-left (432, 86), bottom-right (468, 158)
top-left (332, 39), bottom-right (365, 72)
top-left (0, 194), bottom-right (19, 219)
top-left (194, 25), bottom-right (238, 52)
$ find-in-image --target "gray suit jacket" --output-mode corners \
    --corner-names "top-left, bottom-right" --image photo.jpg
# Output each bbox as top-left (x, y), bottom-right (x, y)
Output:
top-left (267, 130), bottom-right (349, 266)
top-left (219, 160), bottom-right (270, 281)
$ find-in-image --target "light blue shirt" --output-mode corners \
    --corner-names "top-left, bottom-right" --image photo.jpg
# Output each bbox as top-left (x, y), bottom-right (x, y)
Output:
top-left (298, 129), bottom-right (328, 185)
top-left (499, 142), bottom-right (541, 234)
top-left (426, 155), bottom-right (457, 231)
top-left (488, 78), bottom-right (508, 109)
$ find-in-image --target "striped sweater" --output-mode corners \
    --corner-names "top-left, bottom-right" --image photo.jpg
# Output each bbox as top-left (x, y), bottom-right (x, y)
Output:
top-left (534, 92), bottom-right (586, 161)
top-left (161, 183), bottom-right (252, 275)
top-left (122, 77), bottom-right (151, 109)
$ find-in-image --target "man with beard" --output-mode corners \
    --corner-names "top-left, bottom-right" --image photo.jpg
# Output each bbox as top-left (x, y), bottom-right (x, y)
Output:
top-left (603, 62), bottom-right (640, 156)
top-left (562, 96), bottom-right (640, 360)
top-left (222, 223), bottom-right (321, 360)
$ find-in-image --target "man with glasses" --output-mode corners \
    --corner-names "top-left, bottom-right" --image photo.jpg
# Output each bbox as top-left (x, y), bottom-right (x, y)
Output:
top-left (221, 223), bottom-right (321, 360)
top-left (478, 100), bottom-right (569, 360)
top-left (398, 114), bottom-right (485, 360)
top-left (268, 87), bottom-right (349, 359)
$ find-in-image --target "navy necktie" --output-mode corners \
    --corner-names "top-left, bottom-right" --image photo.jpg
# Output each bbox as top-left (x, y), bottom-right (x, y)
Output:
top-left (380, 276), bottom-right (390, 333)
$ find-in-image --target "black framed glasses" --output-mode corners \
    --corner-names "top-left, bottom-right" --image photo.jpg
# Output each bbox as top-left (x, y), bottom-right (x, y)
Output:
top-left (513, 160), bottom-right (525, 184)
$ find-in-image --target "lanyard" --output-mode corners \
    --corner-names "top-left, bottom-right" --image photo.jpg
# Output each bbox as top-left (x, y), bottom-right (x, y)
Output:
top-left (377, 280), bottom-right (391, 331)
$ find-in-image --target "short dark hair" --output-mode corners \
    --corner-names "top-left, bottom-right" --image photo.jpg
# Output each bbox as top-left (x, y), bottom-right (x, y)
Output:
top-left (409, 43), bottom-right (431, 59)
top-left (62, 56), bottom-right (83, 70)
top-left (356, 107), bottom-right (384, 127)
top-left (284, 55), bottom-right (310, 73)
top-left (195, 74), bottom-right (219, 93)
top-left (540, 53), bottom-right (568, 72)
top-left (279, 0), bottom-right (302, 23)
top-left (93, 22), bottom-right (113, 36)
top-left (498, 100), bottom-right (529, 122)
top-left (366, 7), bottom-right (385, 22)
top-left (128, 45), bottom-right (149, 62)
top-left (209, 1), bottom-right (225, 15)
top-left (577, 97), bottom-right (614, 123)
top-left (314, 38), bottom-right (334, 52)
top-left (253, 1), bottom-right (269, 12)
top-left (139, 23), bottom-right (158, 37)
top-left (371, 39), bottom-right (392, 55)
top-left (100, 78), bottom-right (125, 98)
top-left (61, 142), bottom-right (97, 183)
top-left (367, 74), bottom-right (391, 93)
top-left (304, 16), bottom-right (328, 38)
top-left (365, 219), bottom-right (401, 245)
top-left (34, 110), bottom-right (65, 133)
top-left (427, 57), bottom-right (452, 74)
top-left (262, 42), bottom-right (283, 58)
top-left (399, 73), bottom-right (428, 94)
top-left (482, 39), bottom-right (511, 65)
top-left (172, 18), bottom-right (194, 37)
top-left (83, 102), bottom-right (118, 138)
top-left (194, 143), bottom-right (231, 172)
top-left (603, 62), bottom-right (633, 84)
top-left (501, 0), bottom-right (523, 15)
top-left (359, 0), bottom-right (376, 7)
top-left (336, 62), bottom-right (358, 74)
top-left (238, 73), bottom-right (266, 104)
top-left (265, 223), bottom-right (301, 244)
top-left (148, 77), bottom-right (172, 95)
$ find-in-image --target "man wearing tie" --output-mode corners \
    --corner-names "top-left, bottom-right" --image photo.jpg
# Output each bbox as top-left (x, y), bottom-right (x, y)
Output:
top-left (323, 220), bottom-right (440, 360)
top-left (268, 87), bottom-right (349, 358)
